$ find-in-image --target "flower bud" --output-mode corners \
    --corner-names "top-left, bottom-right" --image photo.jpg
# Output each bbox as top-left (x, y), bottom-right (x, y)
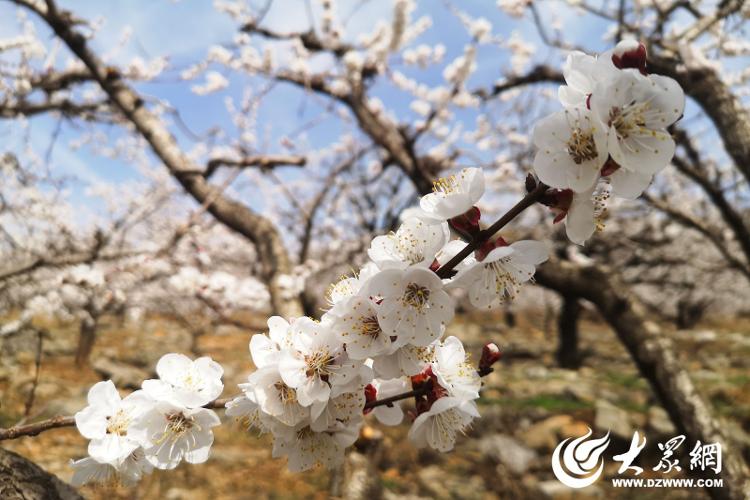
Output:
top-left (449, 206), bottom-right (482, 240)
top-left (539, 188), bottom-right (573, 210)
top-left (612, 39), bottom-right (647, 75)
top-left (363, 383), bottom-right (377, 414)
top-left (479, 342), bottom-right (502, 374)
top-left (475, 236), bottom-right (509, 262)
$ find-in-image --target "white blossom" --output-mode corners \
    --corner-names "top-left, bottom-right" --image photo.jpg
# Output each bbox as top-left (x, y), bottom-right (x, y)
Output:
top-left (368, 217), bottom-right (449, 269)
top-left (246, 366), bottom-right (310, 426)
top-left (368, 267), bottom-right (454, 347)
top-left (590, 71), bottom-right (684, 177)
top-left (372, 342), bottom-right (435, 378)
top-left (142, 353), bottom-right (224, 409)
top-left (271, 423), bottom-right (359, 472)
top-left (191, 71), bottom-right (229, 95)
top-left (74, 381), bottom-right (154, 465)
top-left (408, 397), bottom-right (479, 452)
top-left (532, 107), bottom-right (608, 192)
top-left (452, 240), bottom-right (548, 309)
top-left (327, 294), bottom-right (393, 360)
top-left (278, 317), bottom-right (360, 406)
top-left (430, 336), bottom-right (481, 399)
top-left (130, 402), bottom-right (221, 470)
top-left (420, 167), bottom-right (485, 220)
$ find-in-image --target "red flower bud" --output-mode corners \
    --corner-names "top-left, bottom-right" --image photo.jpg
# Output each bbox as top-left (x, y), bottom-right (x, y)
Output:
top-left (476, 236), bottom-right (509, 262)
top-left (612, 40), bottom-right (648, 75)
top-left (363, 383), bottom-right (377, 415)
top-left (448, 207), bottom-right (482, 240)
top-left (540, 188), bottom-right (573, 210)
top-left (410, 366), bottom-right (432, 386)
top-left (449, 206), bottom-right (482, 239)
top-left (479, 342), bottom-right (502, 374)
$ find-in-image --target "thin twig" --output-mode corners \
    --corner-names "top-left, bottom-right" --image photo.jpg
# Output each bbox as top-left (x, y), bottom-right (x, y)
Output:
top-left (436, 182), bottom-right (549, 278)
top-left (0, 398), bottom-right (232, 442)
top-left (22, 329), bottom-right (44, 419)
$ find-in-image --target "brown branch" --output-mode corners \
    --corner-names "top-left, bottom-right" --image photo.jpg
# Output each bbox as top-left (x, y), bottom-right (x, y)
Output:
top-left (474, 65), bottom-right (564, 100)
top-left (643, 194), bottom-right (750, 281)
top-left (365, 366), bottom-right (495, 410)
top-left (671, 129), bottom-right (750, 271)
top-left (298, 151), bottom-right (366, 263)
top-left (435, 182), bottom-right (549, 279)
top-left (29, 68), bottom-right (93, 93)
top-left (0, 415), bottom-right (74, 441)
top-left (0, 398), bottom-right (231, 442)
top-left (0, 99), bottom-right (107, 119)
top-left (22, 330), bottom-right (44, 419)
top-left (241, 22), bottom-right (354, 57)
top-left (649, 51), bottom-right (750, 186)
top-left (202, 154), bottom-right (306, 179)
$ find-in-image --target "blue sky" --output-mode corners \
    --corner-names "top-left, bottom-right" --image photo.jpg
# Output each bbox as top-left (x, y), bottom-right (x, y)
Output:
top-left (0, 0), bottom-right (657, 216)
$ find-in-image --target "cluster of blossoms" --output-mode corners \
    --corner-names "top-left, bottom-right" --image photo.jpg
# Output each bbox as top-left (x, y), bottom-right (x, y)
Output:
top-left (71, 354), bottom-right (224, 486)
top-left (69, 165), bottom-right (546, 482)
top-left (68, 41), bottom-right (684, 484)
top-left (224, 165), bottom-right (544, 471)
top-left (532, 39), bottom-right (685, 244)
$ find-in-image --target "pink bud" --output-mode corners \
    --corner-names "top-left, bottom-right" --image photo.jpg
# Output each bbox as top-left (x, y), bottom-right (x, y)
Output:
top-left (363, 383), bottom-right (377, 415)
top-left (449, 206), bottom-right (482, 239)
top-left (540, 188), bottom-right (573, 210)
top-left (479, 342), bottom-right (502, 373)
top-left (476, 236), bottom-right (509, 261)
top-left (612, 40), bottom-right (647, 75)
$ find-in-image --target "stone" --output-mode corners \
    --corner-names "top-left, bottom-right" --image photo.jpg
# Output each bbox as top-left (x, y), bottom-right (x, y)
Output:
top-left (563, 383), bottom-right (595, 403)
top-left (690, 330), bottom-right (717, 342)
top-left (561, 419), bottom-right (591, 439)
top-left (647, 406), bottom-right (676, 436)
top-left (519, 415), bottom-right (572, 450)
top-left (92, 357), bottom-right (150, 390)
top-left (479, 433), bottom-right (537, 474)
top-left (42, 394), bottom-right (87, 419)
top-left (525, 366), bottom-right (549, 379)
top-left (538, 480), bottom-right (603, 499)
top-left (417, 465), bottom-right (486, 499)
top-left (594, 400), bottom-right (632, 440)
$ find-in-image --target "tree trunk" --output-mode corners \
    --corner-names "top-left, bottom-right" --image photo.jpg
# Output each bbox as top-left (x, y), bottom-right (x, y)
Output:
top-left (74, 312), bottom-right (98, 367)
top-left (556, 294), bottom-right (581, 369)
top-left (329, 429), bottom-right (384, 499)
top-left (536, 260), bottom-right (750, 500)
top-left (0, 448), bottom-right (83, 500)
top-left (650, 42), bottom-right (750, 186)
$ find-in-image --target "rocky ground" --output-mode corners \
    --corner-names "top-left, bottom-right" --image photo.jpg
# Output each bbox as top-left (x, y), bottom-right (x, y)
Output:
top-left (1, 308), bottom-right (749, 499)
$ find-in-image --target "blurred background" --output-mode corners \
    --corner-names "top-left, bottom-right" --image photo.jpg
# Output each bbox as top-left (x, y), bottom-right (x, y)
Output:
top-left (1, 0), bottom-right (749, 498)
